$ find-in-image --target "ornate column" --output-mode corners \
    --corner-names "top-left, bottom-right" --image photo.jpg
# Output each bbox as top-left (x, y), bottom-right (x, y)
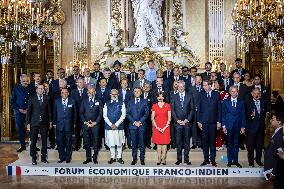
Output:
top-left (1, 56), bottom-right (11, 141)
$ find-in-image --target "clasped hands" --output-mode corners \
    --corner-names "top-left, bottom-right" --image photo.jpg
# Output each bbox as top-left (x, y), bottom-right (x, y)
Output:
top-left (26, 123), bottom-right (53, 131)
top-left (197, 122), bottom-right (222, 131)
top-left (84, 121), bottom-right (96, 128)
top-left (177, 119), bottom-right (189, 126)
top-left (133, 121), bottom-right (142, 128)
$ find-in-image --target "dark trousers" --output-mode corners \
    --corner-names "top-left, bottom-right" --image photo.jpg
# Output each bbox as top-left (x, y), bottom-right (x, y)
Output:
top-left (130, 127), bottom-right (146, 161)
top-left (74, 123), bottom-right (83, 148)
top-left (48, 126), bottom-right (56, 147)
top-left (145, 116), bottom-right (152, 147)
top-left (247, 130), bottom-right (264, 164)
top-left (202, 124), bottom-right (217, 162)
top-left (30, 125), bottom-right (48, 159)
top-left (14, 112), bottom-right (26, 147)
top-left (176, 125), bottom-right (191, 161)
top-left (170, 120), bottom-right (176, 147)
top-left (56, 130), bottom-right (73, 161)
top-left (191, 113), bottom-right (202, 147)
top-left (123, 119), bottom-right (131, 147)
top-left (83, 126), bottom-right (100, 161)
top-left (227, 126), bottom-right (240, 163)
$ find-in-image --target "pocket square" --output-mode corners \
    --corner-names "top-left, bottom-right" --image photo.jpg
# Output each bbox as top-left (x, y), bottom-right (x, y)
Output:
top-left (95, 102), bottom-right (99, 106)
top-left (68, 105), bottom-right (73, 107)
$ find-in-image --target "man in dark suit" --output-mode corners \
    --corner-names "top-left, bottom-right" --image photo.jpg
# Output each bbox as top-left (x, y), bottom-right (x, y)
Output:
top-left (91, 62), bottom-right (103, 80)
top-left (26, 84), bottom-right (52, 165)
top-left (10, 74), bottom-right (30, 152)
top-left (169, 80), bottom-right (179, 149)
top-left (132, 69), bottom-right (151, 89)
top-left (181, 66), bottom-right (192, 90)
top-left (43, 70), bottom-right (54, 86)
top-left (127, 64), bottom-right (138, 90)
top-left (95, 78), bottom-right (111, 105)
top-left (230, 58), bottom-right (249, 81)
top-left (201, 62), bottom-right (212, 81)
top-left (67, 65), bottom-right (83, 90)
top-left (51, 68), bottom-right (67, 98)
top-left (222, 86), bottom-right (246, 168)
top-left (251, 75), bottom-right (269, 105)
top-left (80, 86), bottom-right (103, 164)
top-left (70, 78), bottom-right (88, 151)
top-left (118, 78), bottom-right (133, 148)
top-left (197, 80), bottom-right (221, 166)
top-left (171, 80), bottom-right (194, 165)
top-left (189, 66), bottom-right (198, 87)
top-left (222, 70), bottom-right (233, 92)
top-left (110, 60), bottom-right (125, 88)
top-left (272, 91), bottom-right (284, 113)
top-left (27, 72), bottom-right (42, 96)
top-left (189, 75), bottom-right (203, 149)
top-left (127, 87), bottom-right (150, 165)
top-left (217, 62), bottom-right (226, 80)
top-left (53, 88), bottom-right (77, 163)
top-left (169, 66), bottom-right (182, 88)
top-left (151, 77), bottom-right (170, 103)
top-left (263, 113), bottom-right (284, 188)
top-left (163, 60), bottom-right (174, 81)
top-left (246, 88), bottom-right (267, 167)
top-left (231, 72), bottom-right (249, 150)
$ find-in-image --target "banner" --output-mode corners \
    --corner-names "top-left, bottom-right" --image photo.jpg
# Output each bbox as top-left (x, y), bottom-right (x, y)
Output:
top-left (7, 165), bottom-right (264, 177)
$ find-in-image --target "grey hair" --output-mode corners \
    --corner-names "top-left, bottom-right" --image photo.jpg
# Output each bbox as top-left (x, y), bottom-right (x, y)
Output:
top-left (229, 85), bottom-right (239, 92)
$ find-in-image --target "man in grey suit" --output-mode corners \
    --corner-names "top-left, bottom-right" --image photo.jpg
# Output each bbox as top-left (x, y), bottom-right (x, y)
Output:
top-left (171, 80), bottom-right (194, 165)
top-left (83, 68), bottom-right (97, 87)
top-left (132, 69), bottom-right (151, 89)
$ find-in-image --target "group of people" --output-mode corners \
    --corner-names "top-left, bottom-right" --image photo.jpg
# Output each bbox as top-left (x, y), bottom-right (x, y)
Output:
top-left (9, 58), bottom-right (283, 169)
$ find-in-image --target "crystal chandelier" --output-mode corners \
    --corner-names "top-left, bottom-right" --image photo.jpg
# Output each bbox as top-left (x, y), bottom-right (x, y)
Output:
top-left (0, 0), bottom-right (63, 56)
top-left (232, 0), bottom-right (284, 58)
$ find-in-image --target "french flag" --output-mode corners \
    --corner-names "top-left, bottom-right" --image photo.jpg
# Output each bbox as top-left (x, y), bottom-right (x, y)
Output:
top-left (7, 166), bottom-right (21, 176)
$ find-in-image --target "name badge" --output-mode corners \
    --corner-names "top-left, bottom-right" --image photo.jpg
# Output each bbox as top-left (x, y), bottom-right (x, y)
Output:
top-left (68, 105), bottom-right (73, 108)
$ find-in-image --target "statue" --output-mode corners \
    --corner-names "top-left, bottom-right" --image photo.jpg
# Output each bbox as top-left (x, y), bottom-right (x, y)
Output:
top-left (131, 0), bottom-right (164, 48)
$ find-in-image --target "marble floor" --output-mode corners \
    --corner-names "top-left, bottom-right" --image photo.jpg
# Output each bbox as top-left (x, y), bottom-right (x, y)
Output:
top-left (0, 144), bottom-right (273, 189)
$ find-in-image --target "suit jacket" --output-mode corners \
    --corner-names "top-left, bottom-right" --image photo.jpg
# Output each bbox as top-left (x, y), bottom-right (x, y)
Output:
top-left (228, 83), bottom-right (249, 104)
top-left (70, 88), bottom-right (88, 123)
top-left (95, 86), bottom-right (111, 105)
top-left (201, 72), bottom-right (211, 81)
top-left (132, 79), bottom-right (151, 89)
top-left (67, 74), bottom-right (83, 90)
top-left (222, 98), bottom-right (246, 131)
top-left (230, 68), bottom-right (249, 81)
top-left (221, 78), bottom-right (234, 91)
top-left (274, 95), bottom-right (284, 113)
top-left (197, 90), bottom-right (221, 124)
top-left (110, 71), bottom-right (125, 88)
top-left (51, 79), bottom-right (69, 95)
top-left (10, 84), bottom-right (30, 112)
top-left (126, 98), bottom-right (150, 129)
top-left (91, 71), bottom-right (103, 80)
top-left (217, 71), bottom-right (224, 80)
top-left (246, 98), bottom-right (267, 134)
top-left (181, 75), bottom-right (192, 90)
top-left (142, 91), bottom-right (154, 107)
top-left (151, 84), bottom-right (170, 103)
top-left (26, 95), bottom-right (52, 126)
top-left (80, 98), bottom-right (102, 124)
top-left (163, 70), bottom-right (173, 81)
top-left (127, 72), bottom-right (138, 83)
top-left (83, 77), bottom-right (97, 87)
top-left (118, 88), bottom-right (133, 105)
top-left (168, 76), bottom-right (182, 89)
top-left (170, 92), bottom-right (194, 125)
top-left (53, 98), bottom-right (77, 131)
top-left (27, 82), bottom-right (42, 96)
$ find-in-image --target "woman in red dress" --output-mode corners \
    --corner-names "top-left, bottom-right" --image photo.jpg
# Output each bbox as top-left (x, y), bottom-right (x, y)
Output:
top-left (214, 80), bottom-right (229, 150)
top-left (151, 92), bottom-right (171, 165)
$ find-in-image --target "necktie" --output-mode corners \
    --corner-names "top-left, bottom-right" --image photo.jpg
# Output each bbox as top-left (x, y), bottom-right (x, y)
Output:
top-left (180, 95), bottom-right (184, 108)
top-left (207, 92), bottom-right (210, 98)
top-left (79, 89), bottom-right (82, 97)
top-left (175, 76), bottom-right (178, 81)
top-left (255, 100), bottom-right (260, 114)
top-left (158, 87), bottom-right (162, 92)
top-left (90, 98), bottom-right (94, 108)
top-left (144, 93), bottom-right (148, 99)
top-left (101, 88), bottom-right (105, 95)
top-left (140, 80), bottom-right (143, 88)
top-left (232, 100), bottom-right (236, 107)
top-left (132, 74), bottom-right (134, 82)
top-left (167, 71), bottom-right (170, 78)
top-left (63, 99), bottom-right (67, 111)
top-left (39, 96), bottom-right (43, 105)
top-left (197, 86), bottom-right (200, 92)
top-left (135, 98), bottom-right (140, 104)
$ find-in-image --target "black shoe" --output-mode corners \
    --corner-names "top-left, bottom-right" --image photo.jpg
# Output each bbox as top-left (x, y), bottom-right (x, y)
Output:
top-left (227, 162), bottom-right (232, 167)
top-left (162, 163), bottom-right (166, 165)
top-left (83, 159), bottom-right (92, 164)
top-left (146, 145), bottom-right (152, 149)
top-left (256, 161), bottom-right (264, 166)
top-left (184, 160), bottom-right (192, 165)
top-left (66, 160), bottom-right (71, 163)
top-left (73, 147), bottom-right (80, 151)
top-left (200, 161), bottom-right (210, 166)
top-left (171, 144), bottom-right (176, 149)
top-left (191, 145), bottom-right (197, 149)
top-left (153, 145), bottom-right (157, 150)
top-left (131, 160), bottom-right (137, 165)
top-left (48, 145), bottom-right (55, 150)
top-left (17, 146), bottom-right (26, 153)
top-left (117, 158), bottom-right (124, 164)
top-left (32, 158), bottom-right (37, 165)
top-left (128, 145), bottom-right (132, 149)
top-left (141, 160), bottom-right (145, 165)
top-left (157, 162), bottom-right (161, 165)
top-left (249, 163), bottom-right (255, 167)
top-left (36, 147), bottom-right (40, 151)
top-left (57, 160), bottom-right (64, 163)
top-left (41, 159), bottom-right (49, 163)
top-left (233, 162), bottom-right (242, 168)
top-left (105, 146), bottom-right (110, 151)
top-left (93, 160), bottom-right (98, 164)
top-left (239, 145), bottom-right (245, 150)
top-left (108, 158), bottom-right (115, 164)
top-left (175, 160), bottom-right (182, 165)
top-left (211, 161), bottom-right (217, 167)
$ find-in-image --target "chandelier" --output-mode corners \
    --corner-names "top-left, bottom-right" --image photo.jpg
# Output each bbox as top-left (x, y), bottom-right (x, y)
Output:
top-left (232, 0), bottom-right (284, 58)
top-left (0, 0), bottom-right (63, 56)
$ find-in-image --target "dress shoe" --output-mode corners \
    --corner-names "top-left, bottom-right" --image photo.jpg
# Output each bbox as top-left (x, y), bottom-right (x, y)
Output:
top-left (233, 162), bottom-right (242, 168)
top-left (141, 160), bottom-right (145, 165)
top-left (146, 145), bottom-right (152, 149)
top-left (57, 160), bottom-right (64, 163)
top-left (41, 159), bottom-right (49, 163)
top-left (157, 162), bottom-right (161, 165)
top-left (256, 161), bottom-right (264, 166)
top-left (175, 160), bottom-right (182, 165)
top-left (184, 160), bottom-right (192, 165)
top-left (171, 144), bottom-right (176, 149)
top-left (83, 159), bottom-right (92, 164)
top-left (73, 146), bottom-right (80, 151)
top-left (191, 145), bottom-right (197, 149)
top-left (153, 145), bottom-right (157, 150)
top-left (239, 145), bottom-right (246, 150)
top-left (200, 161), bottom-right (210, 166)
top-left (211, 161), bottom-right (217, 167)
top-left (93, 160), bottom-right (98, 164)
top-left (117, 158), bottom-right (124, 164)
top-left (227, 162), bottom-right (232, 167)
top-left (17, 146), bottom-right (26, 153)
top-left (108, 158), bottom-right (115, 164)
top-left (162, 163), bottom-right (166, 165)
top-left (128, 145), bottom-right (132, 149)
top-left (48, 145), bottom-right (55, 150)
top-left (36, 147), bottom-right (40, 151)
top-left (249, 163), bottom-right (255, 167)
top-left (66, 160), bottom-right (71, 163)
top-left (32, 158), bottom-right (37, 165)
top-left (131, 160), bottom-right (137, 165)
